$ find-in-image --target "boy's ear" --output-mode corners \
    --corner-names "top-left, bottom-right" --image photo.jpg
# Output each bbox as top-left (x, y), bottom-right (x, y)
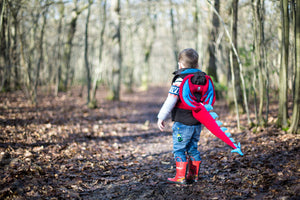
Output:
top-left (178, 62), bottom-right (185, 69)
top-left (178, 62), bottom-right (182, 69)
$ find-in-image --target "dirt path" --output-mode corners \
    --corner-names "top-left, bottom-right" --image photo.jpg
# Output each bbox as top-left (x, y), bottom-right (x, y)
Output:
top-left (0, 86), bottom-right (299, 199)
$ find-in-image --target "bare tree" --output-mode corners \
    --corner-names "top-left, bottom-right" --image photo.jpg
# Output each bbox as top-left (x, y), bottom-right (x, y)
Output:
top-left (140, 0), bottom-right (157, 91)
top-left (0, 0), bottom-right (11, 92)
top-left (33, 4), bottom-right (49, 104)
top-left (9, 0), bottom-right (22, 90)
top-left (231, 0), bottom-right (244, 110)
top-left (19, 1), bottom-right (39, 103)
top-left (123, 0), bottom-right (137, 93)
top-left (278, 0), bottom-right (289, 128)
top-left (0, 0), bottom-right (5, 34)
top-left (54, 1), bottom-right (64, 96)
top-left (252, 0), bottom-right (267, 126)
top-left (193, 0), bottom-right (200, 53)
top-left (206, 0), bottom-right (251, 126)
top-left (84, 0), bottom-right (93, 105)
top-left (90, 0), bottom-right (107, 107)
top-left (110, 0), bottom-right (122, 100)
top-left (63, 1), bottom-right (88, 91)
top-left (169, 0), bottom-right (179, 70)
top-left (288, 0), bottom-right (300, 134)
top-left (207, 0), bottom-right (220, 82)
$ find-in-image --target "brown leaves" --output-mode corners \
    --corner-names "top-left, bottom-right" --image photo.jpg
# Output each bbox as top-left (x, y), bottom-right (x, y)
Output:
top-left (0, 86), bottom-right (299, 199)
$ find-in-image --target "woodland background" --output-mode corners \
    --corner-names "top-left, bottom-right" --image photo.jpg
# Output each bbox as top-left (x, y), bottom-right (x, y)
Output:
top-left (0, 0), bottom-right (299, 199)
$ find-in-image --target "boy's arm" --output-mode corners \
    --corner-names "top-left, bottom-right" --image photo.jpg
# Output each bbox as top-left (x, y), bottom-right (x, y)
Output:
top-left (157, 94), bottom-right (178, 131)
top-left (157, 82), bottom-right (181, 131)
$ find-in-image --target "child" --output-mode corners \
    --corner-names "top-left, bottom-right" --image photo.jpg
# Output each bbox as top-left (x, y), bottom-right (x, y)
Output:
top-left (157, 48), bottom-right (205, 184)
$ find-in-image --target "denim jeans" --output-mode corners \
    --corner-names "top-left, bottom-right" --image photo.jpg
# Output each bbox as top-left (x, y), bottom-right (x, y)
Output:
top-left (172, 122), bottom-right (202, 162)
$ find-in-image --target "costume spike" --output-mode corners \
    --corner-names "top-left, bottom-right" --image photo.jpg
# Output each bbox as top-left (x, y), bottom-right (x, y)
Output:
top-left (231, 143), bottom-right (243, 156)
top-left (225, 132), bottom-right (231, 137)
top-left (216, 120), bottom-right (222, 126)
top-left (210, 112), bottom-right (219, 119)
top-left (230, 138), bottom-right (235, 143)
top-left (204, 104), bottom-right (213, 111)
top-left (221, 127), bottom-right (228, 132)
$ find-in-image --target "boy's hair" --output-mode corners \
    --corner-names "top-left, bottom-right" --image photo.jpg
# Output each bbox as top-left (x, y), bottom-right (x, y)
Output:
top-left (178, 48), bottom-right (199, 68)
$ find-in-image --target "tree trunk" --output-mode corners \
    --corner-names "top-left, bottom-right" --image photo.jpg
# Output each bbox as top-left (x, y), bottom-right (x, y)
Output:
top-left (110, 0), bottom-right (122, 100)
top-left (90, 0), bottom-right (107, 106)
top-left (63, 2), bottom-right (88, 91)
top-left (84, 0), bottom-right (92, 105)
top-left (229, 48), bottom-right (240, 129)
top-left (0, 0), bottom-right (5, 34)
top-left (10, 2), bottom-right (21, 90)
top-left (193, 0), bottom-right (199, 53)
top-left (252, 71), bottom-right (259, 123)
top-left (63, 8), bottom-right (78, 91)
top-left (290, 0), bottom-right (296, 99)
top-left (0, 0), bottom-right (7, 91)
top-left (231, 0), bottom-right (243, 109)
top-left (169, 0), bottom-right (178, 70)
top-left (207, 0), bottom-right (220, 82)
top-left (55, 2), bottom-right (64, 96)
top-left (141, 0), bottom-right (156, 91)
top-left (123, 0), bottom-right (135, 93)
top-left (257, 0), bottom-right (266, 126)
top-left (265, 51), bottom-right (270, 124)
top-left (278, 0), bottom-right (289, 128)
top-left (1, 0), bottom-right (11, 92)
top-left (252, 0), bottom-right (266, 126)
top-left (33, 6), bottom-right (48, 105)
top-left (288, 0), bottom-right (300, 134)
top-left (24, 10), bottom-right (39, 103)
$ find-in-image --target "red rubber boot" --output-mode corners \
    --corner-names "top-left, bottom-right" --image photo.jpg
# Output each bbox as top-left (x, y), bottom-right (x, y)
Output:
top-left (167, 161), bottom-right (188, 184)
top-left (187, 158), bottom-right (201, 183)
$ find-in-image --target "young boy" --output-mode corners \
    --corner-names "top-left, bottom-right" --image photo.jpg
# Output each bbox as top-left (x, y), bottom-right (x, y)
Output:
top-left (157, 48), bottom-right (204, 184)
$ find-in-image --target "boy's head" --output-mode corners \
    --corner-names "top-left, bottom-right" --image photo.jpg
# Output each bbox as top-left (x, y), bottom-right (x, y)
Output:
top-left (178, 48), bottom-right (199, 69)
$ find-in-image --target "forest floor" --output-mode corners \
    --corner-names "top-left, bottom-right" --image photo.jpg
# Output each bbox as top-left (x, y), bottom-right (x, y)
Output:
top-left (0, 86), bottom-right (299, 200)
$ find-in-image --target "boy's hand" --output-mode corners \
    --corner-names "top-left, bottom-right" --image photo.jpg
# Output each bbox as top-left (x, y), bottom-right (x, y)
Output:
top-left (157, 119), bottom-right (165, 131)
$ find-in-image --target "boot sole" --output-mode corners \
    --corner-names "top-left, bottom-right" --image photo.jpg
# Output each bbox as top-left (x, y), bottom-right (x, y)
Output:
top-left (167, 179), bottom-right (187, 185)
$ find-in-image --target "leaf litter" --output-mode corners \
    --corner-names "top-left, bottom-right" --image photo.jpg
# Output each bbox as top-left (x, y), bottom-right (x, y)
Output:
top-left (0, 87), bottom-right (299, 199)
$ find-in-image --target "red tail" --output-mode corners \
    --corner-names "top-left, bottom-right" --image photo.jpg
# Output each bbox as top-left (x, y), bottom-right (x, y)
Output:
top-left (192, 109), bottom-right (236, 149)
